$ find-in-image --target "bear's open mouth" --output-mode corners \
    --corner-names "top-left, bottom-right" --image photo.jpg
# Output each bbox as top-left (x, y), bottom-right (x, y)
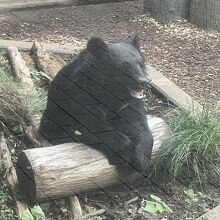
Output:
top-left (130, 89), bottom-right (145, 99)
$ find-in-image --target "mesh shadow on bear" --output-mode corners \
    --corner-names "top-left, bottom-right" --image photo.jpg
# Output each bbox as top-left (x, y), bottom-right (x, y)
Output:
top-left (39, 36), bottom-right (154, 175)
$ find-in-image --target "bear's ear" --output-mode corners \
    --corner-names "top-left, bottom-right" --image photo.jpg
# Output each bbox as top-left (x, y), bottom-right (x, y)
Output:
top-left (131, 35), bottom-right (140, 49)
top-left (87, 37), bottom-right (107, 57)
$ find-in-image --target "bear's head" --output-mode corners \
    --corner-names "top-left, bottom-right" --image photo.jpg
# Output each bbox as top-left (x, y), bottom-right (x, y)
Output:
top-left (87, 37), bottom-right (148, 100)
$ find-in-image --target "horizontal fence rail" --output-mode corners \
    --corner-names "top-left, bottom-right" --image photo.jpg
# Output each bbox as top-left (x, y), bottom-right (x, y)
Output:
top-left (0, 0), bottom-right (133, 10)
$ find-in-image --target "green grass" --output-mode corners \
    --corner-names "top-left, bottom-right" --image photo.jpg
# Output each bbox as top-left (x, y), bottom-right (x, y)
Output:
top-left (154, 104), bottom-right (220, 186)
top-left (24, 85), bottom-right (47, 115)
top-left (0, 67), bottom-right (47, 129)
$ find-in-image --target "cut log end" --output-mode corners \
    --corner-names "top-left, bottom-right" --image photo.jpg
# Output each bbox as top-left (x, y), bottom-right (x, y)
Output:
top-left (16, 151), bottom-right (36, 201)
top-left (7, 46), bottom-right (33, 85)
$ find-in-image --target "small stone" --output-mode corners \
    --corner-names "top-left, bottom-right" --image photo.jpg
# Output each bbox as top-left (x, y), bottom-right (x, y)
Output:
top-left (74, 130), bottom-right (82, 136)
top-left (128, 208), bottom-right (133, 214)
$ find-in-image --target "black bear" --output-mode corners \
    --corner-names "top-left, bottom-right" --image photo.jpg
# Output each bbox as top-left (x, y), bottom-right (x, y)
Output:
top-left (39, 36), bottom-right (153, 173)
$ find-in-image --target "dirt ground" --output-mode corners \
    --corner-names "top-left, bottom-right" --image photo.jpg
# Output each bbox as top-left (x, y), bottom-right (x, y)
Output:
top-left (0, 0), bottom-right (220, 220)
top-left (0, 0), bottom-right (219, 107)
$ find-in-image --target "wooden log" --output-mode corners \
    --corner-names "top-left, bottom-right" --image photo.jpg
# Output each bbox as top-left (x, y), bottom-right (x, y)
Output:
top-left (30, 41), bottom-right (66, 79)
top-left (143, 0), bottom-right (191, 22)
top-left (0, 133), bottom-right (28, 219)
top-left (7, 46), bottom-right (33, 86)
top-left (16, 116), bottom-right (169, 202)
top-left (6, 46), bottom-right (50, 148)
top-left (69, 196), bottom-right (83, 220)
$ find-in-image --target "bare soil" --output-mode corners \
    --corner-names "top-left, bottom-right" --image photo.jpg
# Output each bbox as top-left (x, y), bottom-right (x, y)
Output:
top-left (0, 0), bottom-right (219, 107)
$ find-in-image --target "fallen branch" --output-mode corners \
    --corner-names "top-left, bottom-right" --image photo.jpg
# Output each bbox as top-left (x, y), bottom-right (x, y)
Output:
top-left (0, 133), bottom-right (28, 219)
top-left (125, 196), bottom-right (139, 204)
top-left (6, 46), bottom-right (49, 148)
top-left (83, 209), bottom-right (106, 219)
top-left (16, 116), bottom-right (169, 202)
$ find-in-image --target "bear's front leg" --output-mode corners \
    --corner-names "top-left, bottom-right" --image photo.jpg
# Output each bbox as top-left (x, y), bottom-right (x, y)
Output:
top-left (129, 133), bottom-right (154, 174)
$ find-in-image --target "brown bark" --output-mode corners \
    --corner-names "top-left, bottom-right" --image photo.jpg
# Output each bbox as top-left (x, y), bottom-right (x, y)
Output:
top-left (7, 46), bottom-right (33, 85)
top-left (16, 116), bottom-right (169, 202)
top-left (6, 46), bottom-right (49, 148)
top-left (83, 209), bottom-right (106, 219)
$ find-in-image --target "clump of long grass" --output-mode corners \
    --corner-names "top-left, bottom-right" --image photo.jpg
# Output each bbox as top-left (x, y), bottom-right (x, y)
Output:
top-left (154, 104), bottom-right (220, 185)
top-left (0, 67), bottom-right (47, 130)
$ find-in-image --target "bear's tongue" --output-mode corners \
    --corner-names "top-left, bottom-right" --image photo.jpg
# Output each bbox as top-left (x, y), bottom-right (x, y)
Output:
top-left (130, 90), bottom-right (145, 99)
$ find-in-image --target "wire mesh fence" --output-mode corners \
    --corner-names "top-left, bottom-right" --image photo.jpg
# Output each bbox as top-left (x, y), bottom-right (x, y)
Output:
top-left (0, 0), bottom-right (220, 220)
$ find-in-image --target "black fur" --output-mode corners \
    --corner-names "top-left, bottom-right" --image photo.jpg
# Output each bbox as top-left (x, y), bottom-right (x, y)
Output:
top-left (39, 37), bottom-right (153, 173)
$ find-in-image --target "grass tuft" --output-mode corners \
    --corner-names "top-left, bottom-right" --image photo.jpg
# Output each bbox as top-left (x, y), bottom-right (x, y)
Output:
top-left (154, 104), bottom-right (220, 186)
top-left (0, 67), bottom-right (47, 130)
